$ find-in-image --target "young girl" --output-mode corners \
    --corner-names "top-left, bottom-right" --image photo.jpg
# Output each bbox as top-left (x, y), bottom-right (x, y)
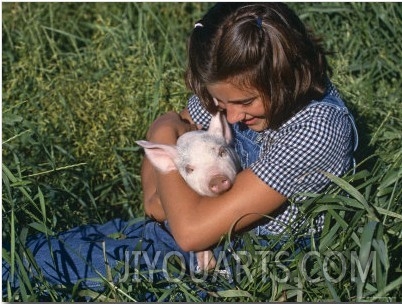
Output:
top-left (3, 2), bottom-right (358, 297)
top-left (142, 2), bottom-right (358, 250)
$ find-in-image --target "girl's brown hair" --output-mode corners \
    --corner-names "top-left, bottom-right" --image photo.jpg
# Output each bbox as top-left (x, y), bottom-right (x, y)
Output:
top-left (185, 3), bottom-right (330, 129)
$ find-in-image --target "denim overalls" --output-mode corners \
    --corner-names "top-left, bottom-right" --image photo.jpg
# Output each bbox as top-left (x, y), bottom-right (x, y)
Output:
top-left (2, 94), bottom-right (358, 297)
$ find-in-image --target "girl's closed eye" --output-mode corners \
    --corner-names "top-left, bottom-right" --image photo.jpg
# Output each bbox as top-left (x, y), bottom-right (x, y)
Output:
top-left (214, 97), bottom-right (256, 109)
top-left (241, 97), bottom-right (256, 106)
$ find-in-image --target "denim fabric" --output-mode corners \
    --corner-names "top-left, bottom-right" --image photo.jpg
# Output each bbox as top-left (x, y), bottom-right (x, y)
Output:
top-left (232, 123), bottom-right (264, 169)
top-left (2, 219), bottom-right (197, 293)
top-left (2, 219), bottom-right (315, 298)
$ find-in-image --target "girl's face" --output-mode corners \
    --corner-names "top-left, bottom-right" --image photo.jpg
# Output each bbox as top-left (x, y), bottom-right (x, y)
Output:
top-left (206, 81), bottom-right (268, 131)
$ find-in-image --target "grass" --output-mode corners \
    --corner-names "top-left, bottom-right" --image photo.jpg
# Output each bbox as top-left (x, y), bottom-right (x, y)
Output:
top-left (2, 2), bottom-right (401, 302)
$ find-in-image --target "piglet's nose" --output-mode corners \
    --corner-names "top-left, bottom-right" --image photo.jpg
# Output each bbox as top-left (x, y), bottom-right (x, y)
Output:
top-left (209, 175), bottom-right (232, 194)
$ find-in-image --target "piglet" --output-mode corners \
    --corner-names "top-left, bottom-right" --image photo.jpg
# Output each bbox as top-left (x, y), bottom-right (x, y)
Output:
top-left (136, 112), bottom-right (240, 271)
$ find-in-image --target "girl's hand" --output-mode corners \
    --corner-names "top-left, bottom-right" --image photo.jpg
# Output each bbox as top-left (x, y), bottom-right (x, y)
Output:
top-left (146, 110), bottom-right (199, 145)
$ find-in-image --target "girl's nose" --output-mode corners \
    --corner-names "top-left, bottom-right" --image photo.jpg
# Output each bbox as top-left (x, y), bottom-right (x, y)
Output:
top-left (225, 105), bottom-right (245, 124)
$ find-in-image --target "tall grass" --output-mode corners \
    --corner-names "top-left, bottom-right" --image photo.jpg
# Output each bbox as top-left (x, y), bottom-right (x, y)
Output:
top-left (2, 2), bottom-right (401, 301)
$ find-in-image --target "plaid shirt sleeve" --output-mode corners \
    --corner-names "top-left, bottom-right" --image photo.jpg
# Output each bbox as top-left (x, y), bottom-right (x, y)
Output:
top-left (250, 104), bottom-right (354, 199)
top-left (187, 95), bottom-right (212, 130)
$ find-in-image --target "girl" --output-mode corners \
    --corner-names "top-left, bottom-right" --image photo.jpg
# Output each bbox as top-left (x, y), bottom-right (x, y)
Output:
top-left (142, 2), bottom-right (358, 251)
top-left (3, 2), bottom-right (358, 297)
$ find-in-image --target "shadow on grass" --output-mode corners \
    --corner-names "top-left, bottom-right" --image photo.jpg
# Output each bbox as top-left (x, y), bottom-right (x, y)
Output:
top-left (346, 101), bottom-right (377, 171)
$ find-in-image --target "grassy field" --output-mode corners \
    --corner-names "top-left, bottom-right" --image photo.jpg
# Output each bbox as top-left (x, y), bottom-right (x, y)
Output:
top-left (2, 2), bottom-right (401, 301)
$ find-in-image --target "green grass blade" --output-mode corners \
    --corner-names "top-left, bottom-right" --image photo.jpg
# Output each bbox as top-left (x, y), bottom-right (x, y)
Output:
top-left (322, 171), bottom-right (379, 221)
top-left (356, 221), bottom-right (377, 299)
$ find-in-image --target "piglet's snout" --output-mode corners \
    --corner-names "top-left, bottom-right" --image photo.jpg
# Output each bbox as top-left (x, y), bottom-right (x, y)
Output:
top-left (209, 174), bottom-right (232, 195)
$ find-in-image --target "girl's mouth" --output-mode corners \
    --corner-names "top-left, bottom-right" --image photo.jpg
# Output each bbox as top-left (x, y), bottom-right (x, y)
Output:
top-left (242, 117), bottom-right (257, 126)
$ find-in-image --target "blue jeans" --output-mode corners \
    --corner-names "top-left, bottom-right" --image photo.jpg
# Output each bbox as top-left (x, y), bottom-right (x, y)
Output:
top-left (2, 219), bottom-right (198, 292)
top-left (3, 217), bottom-right (316, 299)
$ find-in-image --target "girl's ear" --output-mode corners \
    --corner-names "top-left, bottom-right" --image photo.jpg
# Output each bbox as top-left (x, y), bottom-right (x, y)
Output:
top-left (136, 140), bottom-right (178, 173)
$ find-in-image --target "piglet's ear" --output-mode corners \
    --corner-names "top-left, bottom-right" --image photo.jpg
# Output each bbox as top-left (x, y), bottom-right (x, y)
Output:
top-left (208, 112), bottom-right (233, 144)
top-left (136, 140), bottom-right (178, 173)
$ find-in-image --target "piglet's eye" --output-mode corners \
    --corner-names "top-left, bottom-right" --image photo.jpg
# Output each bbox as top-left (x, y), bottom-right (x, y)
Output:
top-left (185, 165), bottom-right (194, 174)
top-left (218, 146), bottom-right (227, 157)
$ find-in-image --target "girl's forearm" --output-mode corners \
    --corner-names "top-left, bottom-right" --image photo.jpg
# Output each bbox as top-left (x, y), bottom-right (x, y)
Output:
top-left (156, 170), bottom-right (205, 250)
top-left (141, 157), bottom-right (166, 221)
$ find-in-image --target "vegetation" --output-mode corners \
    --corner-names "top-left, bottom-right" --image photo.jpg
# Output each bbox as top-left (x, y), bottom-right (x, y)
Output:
top-left (2, 2), bottom-right (401, 301)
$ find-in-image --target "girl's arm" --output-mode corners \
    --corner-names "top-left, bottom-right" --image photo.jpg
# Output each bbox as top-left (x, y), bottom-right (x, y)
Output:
top-left (156, 167), bottom-right (286, 251)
